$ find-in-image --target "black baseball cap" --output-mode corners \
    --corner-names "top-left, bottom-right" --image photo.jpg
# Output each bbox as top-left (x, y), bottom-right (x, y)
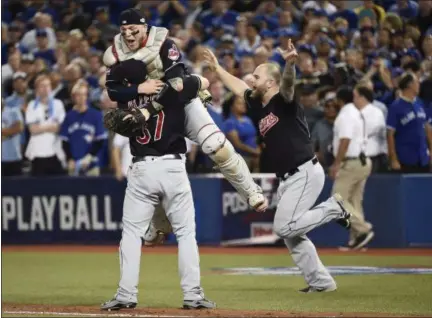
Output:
top-left (119, 8), bottom-right (146, 26)
top-left (109, 59), bottom-right (148, 85)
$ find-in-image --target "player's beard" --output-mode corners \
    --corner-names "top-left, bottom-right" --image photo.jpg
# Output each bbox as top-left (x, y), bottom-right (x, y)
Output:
top-left (250, 87), bottom-right (265, 100)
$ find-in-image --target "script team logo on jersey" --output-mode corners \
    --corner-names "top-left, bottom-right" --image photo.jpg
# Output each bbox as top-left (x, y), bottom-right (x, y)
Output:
top-left (259, 112), bottom-right (279, 136)
top-left (168, 44), bottom-right (180, 61)
top-left (128, 95), bottom-right (153, 109)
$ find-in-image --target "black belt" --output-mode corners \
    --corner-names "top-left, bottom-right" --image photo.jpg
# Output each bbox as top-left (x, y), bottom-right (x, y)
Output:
top-left (344, 152), bottom-right (368, 166)
top-left (277, 157), bottom-right (318, 181)
top-left (132, 154), bottom-right (182, 163)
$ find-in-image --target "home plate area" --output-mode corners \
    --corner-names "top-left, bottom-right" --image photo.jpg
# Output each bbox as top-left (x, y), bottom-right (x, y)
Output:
top-left (212, 266), bottom-right (432, 275)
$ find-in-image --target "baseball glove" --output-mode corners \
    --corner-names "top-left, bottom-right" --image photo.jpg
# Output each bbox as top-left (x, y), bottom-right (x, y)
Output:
top-left (103, 107), bottom-right (147, 137)
top-left (144, 205), bottom-right (173, 247)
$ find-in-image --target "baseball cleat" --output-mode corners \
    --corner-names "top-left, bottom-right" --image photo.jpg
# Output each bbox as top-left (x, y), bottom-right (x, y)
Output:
top-left (332, 193), bottom-right (353, 229)
top-left (183, 298), bottom-right (216, 309)
top-left (100, 298), bottom-right (137, 311)
top-left (351, 230), bottom-right (375, 250)
top-left (299, 285), bottom-right (337, 293)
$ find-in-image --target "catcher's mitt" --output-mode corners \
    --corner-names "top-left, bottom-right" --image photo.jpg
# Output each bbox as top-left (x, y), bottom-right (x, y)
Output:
top-left (144, 205), bottom-right (173, 247)
top-left (103, 107), bottom-right (147, 137)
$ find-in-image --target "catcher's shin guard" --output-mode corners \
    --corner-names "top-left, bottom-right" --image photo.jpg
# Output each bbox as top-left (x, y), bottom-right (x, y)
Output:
top-left (212, 142), bottom-right (265, 209)
top-left (197, 124), bottom-right (265, 209)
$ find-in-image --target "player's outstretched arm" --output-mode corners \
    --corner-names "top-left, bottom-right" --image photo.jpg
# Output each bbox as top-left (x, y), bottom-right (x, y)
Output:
top-left (277, 39), bottom-right (298, 102)
top-left (202, 48), bottom-right (249, 97)
top-left (280, 61), bottom-right (296, 102)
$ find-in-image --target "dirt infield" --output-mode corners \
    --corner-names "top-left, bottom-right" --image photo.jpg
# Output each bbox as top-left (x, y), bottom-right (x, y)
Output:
top-left (2, 245), bottom-right (432, 256)
top-left (2, 304), bottom-right (425, 318)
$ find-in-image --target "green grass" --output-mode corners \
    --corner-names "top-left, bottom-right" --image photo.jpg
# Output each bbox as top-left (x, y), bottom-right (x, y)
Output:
top-left (2, 251), bottom-right (432, 315)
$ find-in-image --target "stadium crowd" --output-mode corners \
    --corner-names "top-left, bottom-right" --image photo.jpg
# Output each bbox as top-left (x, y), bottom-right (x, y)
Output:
top-left (2, 0), bottom-right (432, 178)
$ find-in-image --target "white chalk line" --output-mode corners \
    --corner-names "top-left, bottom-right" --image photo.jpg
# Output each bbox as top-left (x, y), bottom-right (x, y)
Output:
top-left (3, 311), bottom-right (193, 318)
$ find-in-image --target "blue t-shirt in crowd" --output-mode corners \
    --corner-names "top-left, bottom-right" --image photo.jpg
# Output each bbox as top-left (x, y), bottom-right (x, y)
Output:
top-left (207, 106), bottom-right (224, 131)
top-left (223, 115), bottom-right (257, 157)
top-left (254, 14), bottom-right (280, 31)
top-left (59, 107), bottom-right (108, 168)
top-left (2, 107), bottom-right (23, 162)
top-left (33, 48), bottom-right (56, 66)
top-left (387, 97), bottom-right (431, 166)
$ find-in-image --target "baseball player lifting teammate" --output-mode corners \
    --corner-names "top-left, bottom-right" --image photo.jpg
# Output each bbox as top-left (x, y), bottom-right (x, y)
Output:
top-left (101, 59), bottom-right (215, 311)
top-left (102, 9), bottom-right (268, 224)
top-left (203, 42), bottom-right (353, 292)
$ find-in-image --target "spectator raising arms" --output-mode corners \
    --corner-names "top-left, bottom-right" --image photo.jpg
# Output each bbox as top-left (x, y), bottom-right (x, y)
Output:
top-left (25, 75), bottom-right (65, 176)
top-left (60, 81), bottom-right (107, 177)
top-left (224, 96), bottom-right (260, 172)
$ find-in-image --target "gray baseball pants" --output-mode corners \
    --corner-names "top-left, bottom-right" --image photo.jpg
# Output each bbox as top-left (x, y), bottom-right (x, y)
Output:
top-left (274, 159), bottom-right (343, 289)
top-left (115, 156), bottom-right (204, 303)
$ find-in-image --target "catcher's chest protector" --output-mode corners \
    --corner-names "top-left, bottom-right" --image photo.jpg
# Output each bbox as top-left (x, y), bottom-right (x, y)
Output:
top-left (104, 26), bottom-right (168, 80)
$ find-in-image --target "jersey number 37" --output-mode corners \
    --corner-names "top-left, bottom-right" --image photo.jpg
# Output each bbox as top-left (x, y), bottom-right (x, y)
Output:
top-left (136, 111), bottom-right (165, 145)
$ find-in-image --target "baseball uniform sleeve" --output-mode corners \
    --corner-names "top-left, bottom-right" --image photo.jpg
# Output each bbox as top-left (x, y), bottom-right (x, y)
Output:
top-left (105, 68), bottom-right (139, 104)
top-left (311, 124), bottom-right (320, 151)
top-left (180, 75), bottom-right (200, 101)
top-left (243, 89), bottom-right (261, 109)
top-left (160, 38), bottom-right (186, 80)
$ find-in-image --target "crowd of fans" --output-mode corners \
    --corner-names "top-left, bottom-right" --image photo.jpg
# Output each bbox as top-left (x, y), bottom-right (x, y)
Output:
top-left (2, 0), bottom-right (432, 178)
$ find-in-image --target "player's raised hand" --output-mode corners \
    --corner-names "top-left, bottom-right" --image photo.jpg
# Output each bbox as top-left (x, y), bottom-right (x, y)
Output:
top-left (202, 48), bottom-right (219, 71)
top-left (138, 79), bottom-right (165, 95)
top-left (277, 39), bottom-right (298, 63)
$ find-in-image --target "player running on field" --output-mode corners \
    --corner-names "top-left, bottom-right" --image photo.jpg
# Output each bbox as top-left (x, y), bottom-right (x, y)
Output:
top-left (202, 41), bottom-right (354, 293)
